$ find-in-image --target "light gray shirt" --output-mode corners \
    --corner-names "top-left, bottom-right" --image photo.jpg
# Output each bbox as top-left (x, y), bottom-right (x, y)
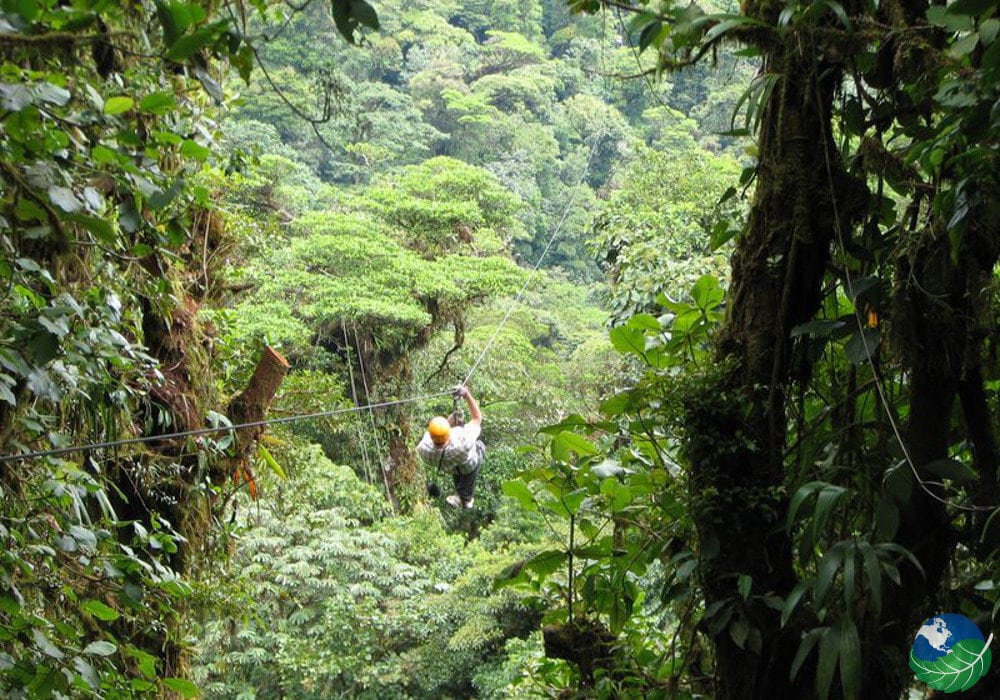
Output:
top-left (417, 423), bottom-right (482, 474)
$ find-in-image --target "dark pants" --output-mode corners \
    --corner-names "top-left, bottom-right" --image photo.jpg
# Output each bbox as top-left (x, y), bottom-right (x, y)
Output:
top-left (453, 440), bottom-right (485, 501)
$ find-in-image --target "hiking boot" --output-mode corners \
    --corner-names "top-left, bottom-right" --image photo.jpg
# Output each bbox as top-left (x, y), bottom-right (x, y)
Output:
top-left (463, 498), bottom-right (474, 509)
top-left (445, 494), bottom-right (463, 509)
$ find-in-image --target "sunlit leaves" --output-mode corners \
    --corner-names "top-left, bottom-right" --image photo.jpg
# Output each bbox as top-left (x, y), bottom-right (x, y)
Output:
top-left (162, 677), bottom-right (201, 697)
top-left (102, 96), bottom-right (134, 115)
top-left (81, 600), bottom-right (120, 622)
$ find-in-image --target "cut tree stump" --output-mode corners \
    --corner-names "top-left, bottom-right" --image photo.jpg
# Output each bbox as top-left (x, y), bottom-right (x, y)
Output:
top-left (227, 345), bottom-right (290, 462)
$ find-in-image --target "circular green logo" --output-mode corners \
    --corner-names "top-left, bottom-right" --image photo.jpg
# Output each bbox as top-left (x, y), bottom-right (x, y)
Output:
top-left (910, 613), bottom-right (992, 692)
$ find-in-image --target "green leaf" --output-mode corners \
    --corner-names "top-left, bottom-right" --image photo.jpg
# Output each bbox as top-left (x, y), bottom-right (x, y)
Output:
top-left (139, 92), bottom-right (176, 114)
top-left (162, 677), bottom-right (200, 698)
top-left (844, 328), bottom-right (880, 364)
top-left (813, 485), bottom-right (847, 545)
top-left (787, 481), bottom-right (825, 529)
top-left (91, 145), bottom-right (119, 165)
top-left (947, 0), bottom-right (994, 16)
top-left (909, 637), bottom-right (993, 692)
top-left (558, 488), bottom-right (588, 516)
top-left (103, 96), bottom-right (134, 115)
top-left (791, 627), bottom-right (824, 681)
top-left (165, 25), bottom-right (219, 61)
top-left (126, 647), bottom-right (159, 679)
top-left (524, 549), bottom-right (567, 577)
top-left (600, 479), bottom-right (632, 511)
top-left (790, 319), bottom-right (845, 337)
top-left (730, 616), bottom-right (749, 649)
top-left (949, 33), bottom-right (979, 58)
top-left (501, 479), bottom-right (536, 511)
top-left (82, 640), bottom-right (116, 656)
top-left (981, 18), bottom-right (1000, 45)
top-left (539, 413), bottom-right (609, 435)
top-left (737, 574), bottom-right (752, 600)
top-left (16, 197), bottom-right (47, 223)
top-left (844, 275), bottom-right (877, 302)
top-left (551, 431), bottom-right (598, 462)
top-left (815, 542), bottom-right (845, 607)
top-left (0, 382), bottom-right (14, 406)
top-left (710, 219), bottom-right (738, 250)
top-left (258, 446), bottom-right (286, 479)
top-left (782, 578), bottom-right (814, 628)
top-left (67, 213), bottom-right (116, 244)
top-left (32, 628), bottom-right (64, 659)
top-left (73, 656), bottom-right (98, 689)
top-left (704, 17), bottom-right (757, 43)
top-left (816, 623), bottom-right (841, 700)
top-left (838, 618), bottom-right (861, 700)
top-left (821, 0), bottom-right (851, 30)
top-left (843, 543), bottom-right (857, 610)
top-left (691, 275), bottom-right (724, 311)
top-left (875, 542), bottom-right (925, 579)
top-left (922, 458), bottom-right (977, 484)
top-left (627, 313), bottom-right (661, 331)
top-left (609, 325), bottom-right (646, 358)
top-left (599, 391), bottom-right (633, 416)
top-left (180, 139), bottom-right (211, 161)
top-left (82, 599), bottom-right (120, 621)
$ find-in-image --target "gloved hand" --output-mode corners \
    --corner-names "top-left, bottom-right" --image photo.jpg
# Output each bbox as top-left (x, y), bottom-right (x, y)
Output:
top-left (454, 384), bottom-right (471, 400)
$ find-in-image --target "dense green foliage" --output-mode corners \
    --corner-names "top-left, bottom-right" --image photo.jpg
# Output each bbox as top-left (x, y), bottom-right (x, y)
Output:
top-left (20, 0), bottom-right (1000, 696)
top-left (0, 0), bottom-right (268, 694)
top-left (549, 0), bottom-right (1000, 697)
top-left (194, 445), bottom-right (547, 699)
top-left (179, 0), bottom-right (753, 697)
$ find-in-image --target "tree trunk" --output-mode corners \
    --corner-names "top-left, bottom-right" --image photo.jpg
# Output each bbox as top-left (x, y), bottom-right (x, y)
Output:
top-left (866, 215), bottom-right (1000, 695)
top-left (685, 40), bottom-right (865, 698)
top-left (227, 345), bottom-right (290, 464)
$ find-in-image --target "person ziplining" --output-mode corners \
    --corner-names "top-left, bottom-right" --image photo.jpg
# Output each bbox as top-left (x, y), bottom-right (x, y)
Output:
top-left (0, 143), bottom-right (597, 498)
top-left (416, 385), bottom-right (485, 509)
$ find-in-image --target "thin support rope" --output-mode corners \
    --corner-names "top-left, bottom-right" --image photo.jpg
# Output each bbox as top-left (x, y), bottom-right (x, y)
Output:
top-left (353, 324), bottom-right (393, 510)
top-left (461, 139), bottom-right (599, 387)
top-left (814, 79), bottom-right (996, 513)
top-left (342, 319), bottom-right (373, 485)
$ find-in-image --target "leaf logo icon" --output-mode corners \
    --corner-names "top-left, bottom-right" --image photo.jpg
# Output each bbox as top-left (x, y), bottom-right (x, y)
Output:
top-left (910, 633), bottom-right (993, 693)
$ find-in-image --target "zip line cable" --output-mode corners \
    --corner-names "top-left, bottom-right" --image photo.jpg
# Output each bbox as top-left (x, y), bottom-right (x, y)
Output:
top-left (814, 80), bottom-right (998, 514)
top-left (461, 138), bottom-right (599, 387)
top-left (0, 140), bottom-right (598, 465)
top-left (0, 392), bottom-right (453, 465)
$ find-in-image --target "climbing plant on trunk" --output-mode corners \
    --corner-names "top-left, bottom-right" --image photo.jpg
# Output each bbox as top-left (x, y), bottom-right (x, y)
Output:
top-left (573, 0), bottom-right (1000, 697)
top-left (0, 0), bottom-right (379, 694)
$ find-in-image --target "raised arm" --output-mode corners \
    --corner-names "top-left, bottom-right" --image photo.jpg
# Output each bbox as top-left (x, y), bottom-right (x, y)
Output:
top-left (457, 385), bottom-right (482, 427)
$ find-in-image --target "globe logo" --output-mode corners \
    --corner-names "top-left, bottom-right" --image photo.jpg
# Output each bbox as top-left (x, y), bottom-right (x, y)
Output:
top-left (910, 613), bottom-right (993, 692)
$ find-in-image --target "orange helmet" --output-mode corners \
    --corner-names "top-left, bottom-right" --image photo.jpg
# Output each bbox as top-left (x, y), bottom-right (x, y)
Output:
top-left (428, 416), bottom-right (451, 445)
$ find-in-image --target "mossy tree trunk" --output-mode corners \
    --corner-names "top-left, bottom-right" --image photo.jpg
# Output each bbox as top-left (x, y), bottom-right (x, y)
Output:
top-left (683, 35), bottom-right (865, 699)
top-left (338, 304), bottom-right (461, 512)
